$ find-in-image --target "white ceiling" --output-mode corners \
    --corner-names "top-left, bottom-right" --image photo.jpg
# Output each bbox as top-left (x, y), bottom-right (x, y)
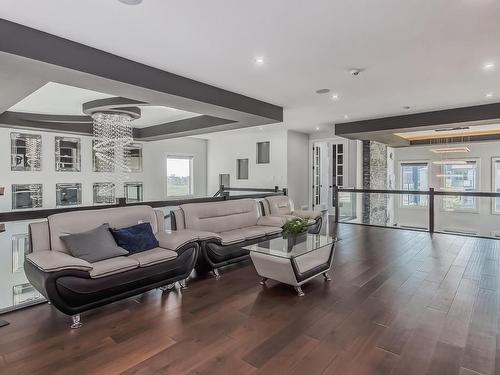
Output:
top-left (8, 82), bottom-right (201, 128)
top-left (1, 0), bottom-right (500, 134)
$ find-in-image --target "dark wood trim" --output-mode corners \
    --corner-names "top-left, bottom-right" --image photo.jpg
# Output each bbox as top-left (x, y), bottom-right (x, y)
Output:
top-left (0, 190), bottom-right (285, 222)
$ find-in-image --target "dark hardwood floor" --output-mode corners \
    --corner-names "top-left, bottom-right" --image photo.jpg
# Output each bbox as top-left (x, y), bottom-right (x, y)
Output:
top-left (1, 223), bottom-right (499, 374)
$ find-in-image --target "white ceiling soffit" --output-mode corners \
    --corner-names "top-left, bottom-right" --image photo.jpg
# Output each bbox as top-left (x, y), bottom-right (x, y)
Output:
top-left (8, 82), bottom-right (202, 128)
top-left (1, 0), bottom-right (500, 133)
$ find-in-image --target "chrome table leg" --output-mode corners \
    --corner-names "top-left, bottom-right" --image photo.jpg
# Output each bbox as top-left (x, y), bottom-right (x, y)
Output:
top-left (294, 286), bottom-right (305, 297)
top-left (71, 314), bottom-right (82, 329)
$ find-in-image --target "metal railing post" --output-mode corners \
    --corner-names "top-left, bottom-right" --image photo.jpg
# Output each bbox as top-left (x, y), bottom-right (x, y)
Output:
top-left (429, 188), bottom-right (435, 234)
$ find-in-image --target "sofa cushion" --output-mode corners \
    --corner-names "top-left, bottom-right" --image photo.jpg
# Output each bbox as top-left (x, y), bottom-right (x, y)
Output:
top-left (180, 199), bottom-right (260, 233)
top-left (89, 257), bottom-right (139, 278)
top-left (60, 223), bottom-right (128, 262)
top-left (26, 251), bottom-right (93, 272)
top-left (156, 229), bottom-right (219, 251)
top-left (218, 227), bottom-right (267, 245)
top-left (250, 225), bottom-right (282, 236)
top-left (265, 196), bottom-right (293, 216)
top-left (48, 205), bottom-right (160, 253)
top-left (128, 247), bottom-right (178, 267)
top-left (110, 223), bottom-right (159, 254)
top-left (257, 216), bottom-right (287, 227)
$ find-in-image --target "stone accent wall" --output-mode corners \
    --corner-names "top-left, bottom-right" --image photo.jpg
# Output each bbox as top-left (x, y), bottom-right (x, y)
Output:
top-left (362, 141), bottom-right (388, 225)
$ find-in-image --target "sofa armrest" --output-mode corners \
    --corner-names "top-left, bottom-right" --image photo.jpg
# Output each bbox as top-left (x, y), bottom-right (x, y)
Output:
top-left (156, 229), bottom-right (220, 251)
top-left (292, 210), bottom-right (321, 220)
top-left (257, 216), bottom-right (286, 227)
top-left (26, 251), bottom-right (93, 273)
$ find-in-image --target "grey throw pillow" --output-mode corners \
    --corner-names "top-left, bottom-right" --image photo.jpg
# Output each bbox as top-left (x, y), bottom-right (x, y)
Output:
top-left (60, 223), bottom-right (128, 262)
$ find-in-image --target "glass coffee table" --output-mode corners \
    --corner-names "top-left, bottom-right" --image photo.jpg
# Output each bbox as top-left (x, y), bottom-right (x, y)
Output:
top-left (244, 233), bottom-right (336, 296)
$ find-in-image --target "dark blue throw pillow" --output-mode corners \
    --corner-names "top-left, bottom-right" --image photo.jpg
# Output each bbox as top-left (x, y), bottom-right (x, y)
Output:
top-left (109, 222), bottom-right (159, 254)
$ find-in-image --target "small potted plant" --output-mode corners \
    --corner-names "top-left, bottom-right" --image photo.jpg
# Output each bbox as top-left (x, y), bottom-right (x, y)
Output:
top-left (282, 217), bottom-right (309, 244)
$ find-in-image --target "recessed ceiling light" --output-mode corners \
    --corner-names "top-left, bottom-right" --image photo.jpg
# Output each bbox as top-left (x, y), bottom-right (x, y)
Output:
top-left (118, 0), bottom-right (143, 4)
top-left (331, 94), bottom-right (339, 101)
top-left (258, 127), bottom-right (263, 131)
top-left (254, 56), bottom-right (265, 65)
top-left (316, 89), bottom-right (330, 94)
top-left (315, 126), bottom-right (321, 131)
top-left (403, 106), bottom-right (411, 110)
top-left (343, 114), bottom-right (349, 120)
top-left (483, 62), bottom-right (496, 71)
top-left (486, 92), bottom-right (494, 98)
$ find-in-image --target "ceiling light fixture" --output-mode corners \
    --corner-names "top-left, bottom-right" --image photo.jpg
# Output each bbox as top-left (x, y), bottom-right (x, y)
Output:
top-left (435, 126), bottom-right (470, 132)
top-left (315, 126), bottom-right (321, 131)
top-left (331, 93), bottom-right (339, 101)
top-left (254, 56), bottom-right (265, 65)
top-left (430, 146), bottom-right (470, 154)
top-left (343, 114), bottom-right (349, 120)
top-left (486, 92), bottom-right (494, 98)
top-left (403, 106), bottom-right (411, 110)
top-left (118, 0), bottom-right (143, 5)
top-left (483, 62), bottom-right (496, 71)
top-left (316, 89), bottom-right (330, 94)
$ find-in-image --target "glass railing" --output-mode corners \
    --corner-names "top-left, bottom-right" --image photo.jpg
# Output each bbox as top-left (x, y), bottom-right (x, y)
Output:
top-left (335, 187), bottom-right (500, 238)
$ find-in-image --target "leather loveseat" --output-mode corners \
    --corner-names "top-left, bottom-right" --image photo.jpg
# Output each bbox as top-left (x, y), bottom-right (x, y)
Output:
top-left (25, 205), bottom-right (199, 328)
top-left (171, 199), bottom-right (283, 278)
top-left (261, 195), bottom-right (323, 234)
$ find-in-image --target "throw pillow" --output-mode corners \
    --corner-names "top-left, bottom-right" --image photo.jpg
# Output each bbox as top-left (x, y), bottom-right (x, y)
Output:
top-left (60, 223), bottom-right (128, 262)
top-left (109, 222), bottom-right (159, 254)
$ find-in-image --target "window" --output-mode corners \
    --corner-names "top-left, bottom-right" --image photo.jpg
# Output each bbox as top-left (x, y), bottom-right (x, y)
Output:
top-left (126, 143), bottom-right (143, 172)
top-left (13, 283), bottom-right (43, 306)
top-left (56, 183), bottom-right (82, 206)
top-left (55, 137), bottom-right (81, 171)
top-left (237, 159), bottom-right (249, 180)
top-left (125, 182), bottom-right (143, 202)
top-left (93, 183), bottom-right (115, 204)
top-left (12, 184), bottom-right (43, 209)
top-left (11, 133), bottom-right (42, 171)
top-left (400, 162), bottom-right (428, 207)
top-left (441, 160), bottom-right (478, 211)
top-left (166, 156), bottom-right (193, 196)
top-left (493, 158), bottom-right (500, 213)
top-left (12, 233), bottom-right (31, 273)
top-left (256, 142), bottom-right (270, 164)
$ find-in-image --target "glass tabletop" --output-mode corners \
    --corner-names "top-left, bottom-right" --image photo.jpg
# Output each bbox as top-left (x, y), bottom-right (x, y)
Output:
top-left (244, 233), bottom-right (335, 259)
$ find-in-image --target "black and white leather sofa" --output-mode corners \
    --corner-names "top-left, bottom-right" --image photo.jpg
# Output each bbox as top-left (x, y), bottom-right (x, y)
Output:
top-left (261, 195), bottom-right (323, 234)
top-left (171, 199), bottom-right (283, 277)
top-left (25, 205), bottom-right (199, 328)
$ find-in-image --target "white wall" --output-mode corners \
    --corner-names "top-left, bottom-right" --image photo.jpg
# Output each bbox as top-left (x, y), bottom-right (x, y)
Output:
top-left (394, 141), bottom-right (500, 236)
top-left (206, 125), bottom-right (288, 195)
top-left (287, 131), bottom-right (309, 208)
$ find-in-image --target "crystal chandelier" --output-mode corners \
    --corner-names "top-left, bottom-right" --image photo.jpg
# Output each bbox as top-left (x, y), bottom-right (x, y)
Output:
top-left (92, 112), bottom-right (134, 199)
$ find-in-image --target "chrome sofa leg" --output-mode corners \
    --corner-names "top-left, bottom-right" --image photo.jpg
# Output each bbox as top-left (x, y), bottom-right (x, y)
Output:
top-left (260, 277), bottom-right (268, 286)
top-left (323, 272), bottom-right (332, 281)
top-left (213, 268), bottom-right (221, 280)
top-left (71, 314), bottom-right (82, 329)
top-left (159, 283), bottom-right (176, 292)
top-left (179, 279), bottom-right (188, 289)
top-left (294, 286), bottom-right (305, 297)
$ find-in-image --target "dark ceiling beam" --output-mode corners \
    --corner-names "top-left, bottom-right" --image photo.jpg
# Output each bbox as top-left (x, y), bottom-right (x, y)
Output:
top-left (0, 19), bottom-right (283, 123)
top-left (0, 111), bottom-right (234, 140)
top-left (335, 102), bottom-right (500, 136)
top-left (0, 111), bottom-right (93, 134)
top-left (137, 115), bottom-right (235, 139)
